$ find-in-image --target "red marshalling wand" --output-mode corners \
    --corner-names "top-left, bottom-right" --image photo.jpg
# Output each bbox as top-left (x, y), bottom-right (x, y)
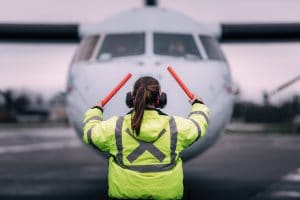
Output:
top-left (167, 66), bottom-right (195, 100)
top-left (98, 73), bottom-right (133, 107)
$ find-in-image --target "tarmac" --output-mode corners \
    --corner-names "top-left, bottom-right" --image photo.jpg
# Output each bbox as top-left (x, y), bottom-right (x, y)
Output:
top-left (0, 126), bottom-right (300, 200)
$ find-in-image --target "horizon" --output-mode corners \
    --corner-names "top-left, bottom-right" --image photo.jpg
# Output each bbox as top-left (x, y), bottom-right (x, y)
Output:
top-left (0, 0), bottom-right (299, 104)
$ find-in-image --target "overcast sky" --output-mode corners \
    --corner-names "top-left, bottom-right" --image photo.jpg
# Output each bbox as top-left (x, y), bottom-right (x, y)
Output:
top-left (0, 0), bottom-right (299, 104)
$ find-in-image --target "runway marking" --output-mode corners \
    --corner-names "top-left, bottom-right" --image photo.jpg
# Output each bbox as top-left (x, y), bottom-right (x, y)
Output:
top-left (252, 167), bottom-right (300, 199)
top-left (270, 191), bottom-right (300, 198)
top-left (0, 140), bottom-right (81, 154)
top-left (284, 173), bottom-right (300, 182)
top-left (0, 129), bottom-right (75, 139)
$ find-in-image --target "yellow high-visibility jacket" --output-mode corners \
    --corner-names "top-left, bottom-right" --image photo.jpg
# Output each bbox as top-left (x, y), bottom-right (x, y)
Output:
top-left (83, 103), bottom-right (209, 199)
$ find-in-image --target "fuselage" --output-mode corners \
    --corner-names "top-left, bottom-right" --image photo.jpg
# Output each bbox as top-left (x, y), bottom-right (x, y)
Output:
top-left (66, 7), bottom-right (235, 161)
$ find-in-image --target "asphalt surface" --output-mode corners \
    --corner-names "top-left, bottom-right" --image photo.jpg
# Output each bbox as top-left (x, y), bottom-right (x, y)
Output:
top-left (0, 126), bottom-right (300, 200)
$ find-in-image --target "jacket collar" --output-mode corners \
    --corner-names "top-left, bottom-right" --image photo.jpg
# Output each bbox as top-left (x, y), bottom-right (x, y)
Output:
top-left (127, 107), bottom-right (168, 116)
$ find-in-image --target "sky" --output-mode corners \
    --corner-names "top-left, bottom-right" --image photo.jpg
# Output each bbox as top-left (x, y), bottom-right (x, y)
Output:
top-left (0, 0), bottom-right (299, 104)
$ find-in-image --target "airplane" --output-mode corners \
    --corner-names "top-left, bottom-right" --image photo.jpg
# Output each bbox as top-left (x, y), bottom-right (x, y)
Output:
top-left (1, 0), bottom-right (300, 161)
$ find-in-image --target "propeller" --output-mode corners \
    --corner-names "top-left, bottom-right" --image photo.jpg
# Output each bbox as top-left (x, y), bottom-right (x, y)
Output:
top-left (220, 23), bottom-right (300, 42)
top-left (0, 23), bottom-right (79, 43)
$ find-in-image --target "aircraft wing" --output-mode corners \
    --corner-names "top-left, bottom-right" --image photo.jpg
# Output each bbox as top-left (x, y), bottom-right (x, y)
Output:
top-left (0, 23), bottom-right (80, 43)
top-left (220, 23), bottom-right (300, 42)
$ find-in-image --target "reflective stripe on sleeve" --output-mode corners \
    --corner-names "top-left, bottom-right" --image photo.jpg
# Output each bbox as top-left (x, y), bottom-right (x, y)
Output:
top-left (189, 118), bottom-right (201, 140)
top-left (189, 111), bottom-right (209, 123)
top-left (84, 116), bottom-right (102, 127)
top-left (87, 126), bottom-right (99, 150)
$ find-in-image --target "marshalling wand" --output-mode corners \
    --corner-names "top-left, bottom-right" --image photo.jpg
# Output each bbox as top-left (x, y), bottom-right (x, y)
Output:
top-left (98, 73), bottom-right (133, 107)
top-left (167, 66), bottom-right (195, 100)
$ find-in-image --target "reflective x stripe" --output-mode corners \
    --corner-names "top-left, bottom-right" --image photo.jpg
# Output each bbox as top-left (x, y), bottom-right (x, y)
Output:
top-left (126, 128), bottom-right (166, 163)
top-left (189, 111), bottom-right (209, 123)
top-left (114, 116), bottom-right (178, 173)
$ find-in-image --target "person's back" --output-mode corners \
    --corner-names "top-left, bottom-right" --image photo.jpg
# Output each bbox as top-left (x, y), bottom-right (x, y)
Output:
top-left (82, 76), bottom-right (209, 199)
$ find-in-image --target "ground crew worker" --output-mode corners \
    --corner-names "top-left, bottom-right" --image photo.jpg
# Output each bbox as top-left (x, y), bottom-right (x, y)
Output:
top-left (82, 76), bottom-right (209, 199)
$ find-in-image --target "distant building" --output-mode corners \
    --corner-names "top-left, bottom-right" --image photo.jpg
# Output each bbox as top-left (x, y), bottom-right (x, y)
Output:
top-left (48, 93), bottom-right (68, 123)
top-left (0, 89), bottom-right (49, 123)
top-left (232, 95), bottom-right (300, 123)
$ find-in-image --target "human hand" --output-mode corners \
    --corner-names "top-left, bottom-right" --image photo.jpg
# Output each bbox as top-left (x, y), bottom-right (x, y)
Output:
top-left (93, 105), bottom-right (104, 112)
top-left (189, 95), bottom-right (204, 105)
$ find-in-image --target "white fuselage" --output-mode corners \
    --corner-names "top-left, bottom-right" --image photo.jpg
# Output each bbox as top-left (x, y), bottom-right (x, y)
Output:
top-left (66, 7), bottom-right (235, 161)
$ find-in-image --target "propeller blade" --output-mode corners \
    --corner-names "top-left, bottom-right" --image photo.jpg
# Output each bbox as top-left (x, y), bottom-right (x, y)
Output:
top-left (220, 23), bottom-right (300, 43)
top-left (0, 23), bottom-right (80, 43)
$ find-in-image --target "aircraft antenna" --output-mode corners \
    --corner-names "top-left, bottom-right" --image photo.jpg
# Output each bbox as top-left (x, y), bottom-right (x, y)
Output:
top-left (145, 0), bottom-right (157, 6)
top-left (269, 74), bottom-right (300, 96)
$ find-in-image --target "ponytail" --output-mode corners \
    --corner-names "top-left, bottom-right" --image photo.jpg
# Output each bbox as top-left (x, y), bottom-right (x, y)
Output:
top-left (131, 87), bottom-right (147, 135)
top-left (131, 77), bottom-right (160, 136)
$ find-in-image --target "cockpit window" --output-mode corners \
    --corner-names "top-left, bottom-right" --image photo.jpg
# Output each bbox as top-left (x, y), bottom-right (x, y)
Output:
top-left (200, 35), bottom-right (226, 61)
top-left (72, 35), bottom-right (99, 63)
top-left (97, 33), bottom-right (145, 60)
top-left (154, 33), bottom-right (201, 58)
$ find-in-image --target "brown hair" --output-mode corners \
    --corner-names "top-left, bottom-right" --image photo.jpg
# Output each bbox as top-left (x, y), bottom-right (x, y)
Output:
top-left (131, 76), bottom-right (160, 135)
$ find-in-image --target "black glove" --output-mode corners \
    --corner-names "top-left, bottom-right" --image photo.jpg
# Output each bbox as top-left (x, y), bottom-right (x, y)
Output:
top-left (92, 105), bottom-right (104, 112)
top-left (189, 95), bottom-right (204, 105)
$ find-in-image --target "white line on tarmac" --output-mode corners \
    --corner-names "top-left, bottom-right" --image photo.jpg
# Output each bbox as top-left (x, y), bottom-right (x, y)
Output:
top-left (284, 174), bottom-right (300, 182)
top-left (0, 129), bottom-right (76, 139)
top-left (0, 140), bottom-right (81, 154)
top-left (270, 191), bottom-right (300, 198)
top-left (252, 167), bottom-right (300, 199)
